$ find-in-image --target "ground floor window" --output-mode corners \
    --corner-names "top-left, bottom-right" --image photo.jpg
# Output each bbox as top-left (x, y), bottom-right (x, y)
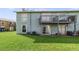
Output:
top-left (43, 27), bottom-right (46, 34)
top-left (22, 25), bottom-right (26, 32)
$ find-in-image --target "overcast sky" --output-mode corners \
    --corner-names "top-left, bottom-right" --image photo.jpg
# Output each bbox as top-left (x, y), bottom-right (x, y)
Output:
top-left (0, 8), bottom-right (79, 21)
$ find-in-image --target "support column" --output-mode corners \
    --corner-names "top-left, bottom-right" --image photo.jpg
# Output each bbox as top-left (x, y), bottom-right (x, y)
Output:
top-left (57, 16), bottom-right (59, 35)
top-left (47, 25), bottom-right (51, 35)
top-left (74, 15), bottom-right (77, 35)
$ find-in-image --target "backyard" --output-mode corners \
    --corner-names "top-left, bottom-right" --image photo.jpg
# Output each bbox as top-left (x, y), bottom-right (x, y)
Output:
top-left (0, 32), bottom-right (79, 50)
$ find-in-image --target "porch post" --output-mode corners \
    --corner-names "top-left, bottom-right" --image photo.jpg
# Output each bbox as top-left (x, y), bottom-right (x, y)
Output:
top-left (74, 15), bottom-right (77, 35)
top-left (57, 16), bottom-right (59, 35)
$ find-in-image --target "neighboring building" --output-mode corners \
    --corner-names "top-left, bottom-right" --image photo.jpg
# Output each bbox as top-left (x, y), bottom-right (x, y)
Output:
top-left (16, 10), bottom-right (79, 35)
top-left (0, 18), bottom-right (16, 31)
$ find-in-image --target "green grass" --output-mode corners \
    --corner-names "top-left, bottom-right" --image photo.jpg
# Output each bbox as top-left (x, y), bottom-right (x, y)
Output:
top-left (0, 32), bottom-right (79, 51)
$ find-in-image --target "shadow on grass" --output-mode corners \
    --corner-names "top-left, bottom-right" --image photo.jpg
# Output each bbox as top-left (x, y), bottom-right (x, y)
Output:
top-left (21, 34), bottom-right (79, 43)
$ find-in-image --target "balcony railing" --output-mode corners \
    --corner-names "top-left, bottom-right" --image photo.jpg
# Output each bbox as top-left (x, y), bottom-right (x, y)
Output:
top-left (39, 15), bottom-right (75, 24)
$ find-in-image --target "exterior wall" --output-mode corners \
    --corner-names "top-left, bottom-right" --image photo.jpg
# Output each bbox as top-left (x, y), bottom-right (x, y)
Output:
top-left (0, 20), bottom-right (9, 30)
top-left (0, 20), bottom-right (15, 31)
top-left (40, 24), bottom-right (66, 35)
top-left (16, 13), bottom-right (21, 34)
top-left (76, 14), bottom-right (79, 31)
top-left (59, 24), bottom-right (66, 34)
top-left (16, 12), bottom-right (79, 35)
top-left (16, 13), bottom-right (29, 34)
top-left (16, 13), bottom-right (42, 34)
top-left (51, 25), bottom-right (58, 34)
top-left (67, 13), bottom-right (79, 31)
top-left (41, 25), bottom-right (52, 34)
top-left (4, 21), bottom-right (10, 30)
top-left (30, 13), bottom-right (42, 34)
top-left (67, 22), bottom-right (74, 31)
top-left (41, 13), bottom-right (79, 34)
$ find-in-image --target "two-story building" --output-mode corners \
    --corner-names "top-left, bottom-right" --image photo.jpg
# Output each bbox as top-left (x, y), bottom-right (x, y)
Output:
top-left (16, 10), bottom-right (79, 35)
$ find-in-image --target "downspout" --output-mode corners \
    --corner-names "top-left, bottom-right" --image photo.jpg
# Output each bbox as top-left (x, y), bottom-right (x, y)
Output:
top-left (40, 13), bottom-right (42, 34)
top-left (30, 13), bottom-right (32, 34)
top-left (57, 16), bottom-right (59, 35)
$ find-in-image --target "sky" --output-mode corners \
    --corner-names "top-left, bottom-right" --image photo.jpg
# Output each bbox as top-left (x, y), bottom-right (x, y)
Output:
top-left (0, 8), bottom-right (79, 22)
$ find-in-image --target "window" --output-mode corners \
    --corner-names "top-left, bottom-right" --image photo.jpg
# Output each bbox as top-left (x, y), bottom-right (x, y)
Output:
top-left (2, 22), bottom-right (4, 26)
top-left (43, 27), bottom-right (46, 34)
top-left (41, 16), bottom-right (51, 22)
top-left (22, 25), bottom-right (26, 32)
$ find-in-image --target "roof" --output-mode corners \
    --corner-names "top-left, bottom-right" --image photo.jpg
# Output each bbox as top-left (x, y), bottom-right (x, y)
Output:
top-left (0, 18), bottom-right (15, 22)
top-left (16, 10), bottom-right (79, 13)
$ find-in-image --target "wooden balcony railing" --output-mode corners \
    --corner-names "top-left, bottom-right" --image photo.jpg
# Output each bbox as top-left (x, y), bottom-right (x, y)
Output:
top-left (39, 15), bottom-right (76, 24)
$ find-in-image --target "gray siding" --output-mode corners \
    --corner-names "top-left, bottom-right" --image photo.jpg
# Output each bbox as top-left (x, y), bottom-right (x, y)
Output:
top-left (51, 25), bottom-right (58, 34)
top-left (16, 12), bottom-right (79, 35)
top-left (76, 14), bottom-right (79, 31)
top-left (31, 13), bottom-right (42, 34)
top-left (16, 13), bottom-right (29, 34)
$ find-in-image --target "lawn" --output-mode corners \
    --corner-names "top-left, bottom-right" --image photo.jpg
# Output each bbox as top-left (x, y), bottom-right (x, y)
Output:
top-left (0, 32), bottom-right (79, 51)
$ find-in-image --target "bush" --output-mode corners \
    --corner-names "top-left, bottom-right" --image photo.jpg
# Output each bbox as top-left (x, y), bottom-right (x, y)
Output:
top-left (76, 31), bottom-right (79, 35)
top-left (32, 31), bottom-right (37, 35)
top-left (55, 33), bottom-right (61, 35)
top-left (66, 31), bottom-right (73, 36)
top-left (27, 32), bottom-right (31, 34)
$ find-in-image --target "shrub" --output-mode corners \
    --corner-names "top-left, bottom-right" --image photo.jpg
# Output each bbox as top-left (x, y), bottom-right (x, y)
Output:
top-left (76, 31), bottom-right (79, 36)
top-left (27, 32), bottom-right (31, 34)
top-left (32, 31), bottom-right (37, 35)
top-left (66, 31), bottom-right (73, 36)
top-left (55, 32), bottom-right (62, 35)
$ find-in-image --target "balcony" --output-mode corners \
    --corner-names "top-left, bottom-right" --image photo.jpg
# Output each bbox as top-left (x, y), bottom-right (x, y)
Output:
top-left (40, 15), bottom-right (76, 24)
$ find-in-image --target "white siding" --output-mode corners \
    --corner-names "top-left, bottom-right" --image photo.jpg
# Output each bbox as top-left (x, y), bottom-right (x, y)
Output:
top-left (16, 12), bottom-right (79, 35)
top-left (67, 13), bottom-right (79, 31)
top-left (76, 15), bottom-right (79, 31)
top-left (51, 25), bottom-right (58, 34)
top-left (67, 23), bottom-right (74, 31)
top-left (16, 13), bottom-right (29, 34)
top-left (31, 13), bottom-right (42, 34)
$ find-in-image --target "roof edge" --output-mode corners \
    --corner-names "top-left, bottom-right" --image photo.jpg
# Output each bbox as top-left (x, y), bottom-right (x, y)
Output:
top-left (16, 10), bottom-right (79, 13)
